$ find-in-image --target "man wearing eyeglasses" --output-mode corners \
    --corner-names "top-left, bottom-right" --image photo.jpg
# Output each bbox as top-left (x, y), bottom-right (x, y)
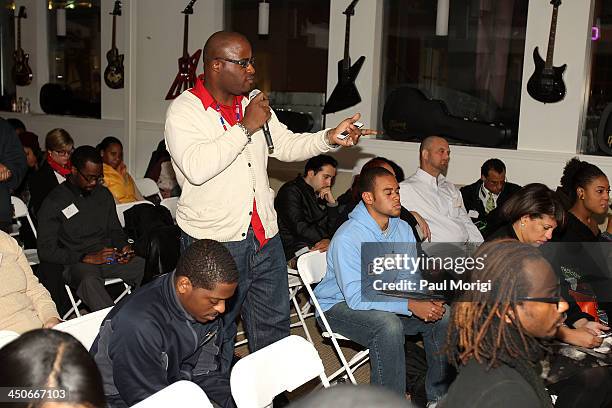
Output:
top-left (37, 145), bottom-right (144, 312)
top-left (164, 30), bottom-right (373, 371)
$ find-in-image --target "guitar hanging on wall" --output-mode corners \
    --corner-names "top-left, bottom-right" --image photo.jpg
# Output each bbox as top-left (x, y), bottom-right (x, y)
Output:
top-left (322, 0), bottom-right (365, 114)
top-left (526, 0), bottom-right (566, 104)
top-left (166, 0), bottom-right (201, 100)
top-left (104, 1), bottom-right (124, 89)
top-left (13, 6), bottom-right (33, 87)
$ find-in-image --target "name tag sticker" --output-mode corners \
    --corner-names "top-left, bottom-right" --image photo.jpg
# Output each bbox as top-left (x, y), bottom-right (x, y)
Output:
top-left (62, 204), bottom-right (79, 219)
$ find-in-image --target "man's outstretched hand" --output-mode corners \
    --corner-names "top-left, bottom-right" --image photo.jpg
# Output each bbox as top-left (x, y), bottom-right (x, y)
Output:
top-left (327, 113), bottom-right (378, 147)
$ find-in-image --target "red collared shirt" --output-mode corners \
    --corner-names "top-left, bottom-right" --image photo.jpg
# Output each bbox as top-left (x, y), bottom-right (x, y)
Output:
top-left (189, 75), bottom-right (269, 248)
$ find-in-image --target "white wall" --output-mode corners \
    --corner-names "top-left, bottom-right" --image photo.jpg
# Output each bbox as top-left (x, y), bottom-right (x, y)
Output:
top-left (7, 0), bottom-right (612, 187)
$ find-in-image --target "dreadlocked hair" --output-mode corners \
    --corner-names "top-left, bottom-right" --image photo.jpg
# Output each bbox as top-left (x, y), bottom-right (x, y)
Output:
top-left (447, 239), bottom-right (546, 369)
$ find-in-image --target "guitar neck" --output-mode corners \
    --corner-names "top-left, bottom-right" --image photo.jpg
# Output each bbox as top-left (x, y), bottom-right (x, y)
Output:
top-left (182, 14), bottom-right (189, 57)
top-left (111, 15), bottom-right (117, 49)
top-left (545, 5), bottom-right (559, 69)
top-left (16, 16), bottom-right (21, 50)
top-left (343, 14), bottom-right (351, 69)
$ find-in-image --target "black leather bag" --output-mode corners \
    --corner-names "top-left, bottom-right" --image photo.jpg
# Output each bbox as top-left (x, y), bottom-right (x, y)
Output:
top-left (123, 204), bottom-right (180, 283)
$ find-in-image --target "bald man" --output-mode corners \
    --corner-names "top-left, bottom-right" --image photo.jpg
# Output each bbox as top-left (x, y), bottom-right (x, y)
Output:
top-left (164, 31), bottom-right (372, 369)
top-left (399, 136), bottom-right (483, 243)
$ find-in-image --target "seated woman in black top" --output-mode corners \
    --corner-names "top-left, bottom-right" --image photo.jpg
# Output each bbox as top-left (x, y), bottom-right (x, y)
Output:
top-left (552, 158), bottom-right (612, 334)
top-left (336, 157), bottom-right (431, 241)
top-left (489, 183), bottom-right (609, 348)
top-left (29, 128), bottom-right (74, 217)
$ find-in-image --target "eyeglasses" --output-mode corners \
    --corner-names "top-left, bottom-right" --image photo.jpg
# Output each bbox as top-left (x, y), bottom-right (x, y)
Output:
top-left (215, 57), bottom-right (256, 69)
top-left (52, 148), bottom-right (74, 157)
top-left (517, 296), bottom-right (565, 310)
top-left (77, 168), bottom-right (104, 184)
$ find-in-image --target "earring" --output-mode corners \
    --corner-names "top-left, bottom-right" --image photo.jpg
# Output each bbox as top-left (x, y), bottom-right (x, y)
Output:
top-left (580, 195), bottom-right (585, 200)
top-left (520, 222), bottom-right (525, 228)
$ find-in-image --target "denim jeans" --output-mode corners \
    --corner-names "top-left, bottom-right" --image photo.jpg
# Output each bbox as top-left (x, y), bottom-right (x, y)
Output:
top-left (180, 227), bottom-right (290, 373)
top-left (319, 302), bottom-right (450, 401)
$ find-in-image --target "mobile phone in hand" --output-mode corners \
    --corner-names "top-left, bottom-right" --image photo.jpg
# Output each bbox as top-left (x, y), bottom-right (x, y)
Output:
top-left (337, 121), bottom-right (364, 140)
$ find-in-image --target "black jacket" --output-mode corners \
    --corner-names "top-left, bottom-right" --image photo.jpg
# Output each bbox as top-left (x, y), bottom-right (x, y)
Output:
top-left (275, 176), bottom-right (339, 260)
top-left (0, 119), bottom-right (27, 224)
top-left (441, 360), bottom-right (541, 408)
top-left (37, 181), bottom-right (128, 265)
top-left (91, 272), bottom-right (231, 407)
top-left (29, 160), bottom-right (61, 218)
top-left (460, 179), bottom-right (521, 238)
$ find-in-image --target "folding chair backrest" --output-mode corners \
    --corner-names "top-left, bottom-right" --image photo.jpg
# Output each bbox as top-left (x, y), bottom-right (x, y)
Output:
top-left (296, 250), bottom-right (327, 285)
top-left (230, 335), bottom-right (329, 408)
top-left (132, 380), bottom-right (214, 408)
top-left (160, 197), bottom-right (178, 220)
top-left (0, 330), bottom-right (19, 349)
top-left (54, 307), bottom-right (113, 350)
top-left (116, 200), bottom-right (155, 227)
top-left (135, 178), bottom-right (162, 199)
top-left (11, 196), bottom-right (37, 237)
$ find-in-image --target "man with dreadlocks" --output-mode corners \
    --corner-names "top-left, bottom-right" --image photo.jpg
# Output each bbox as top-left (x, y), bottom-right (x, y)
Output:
top-left (442, 240), bottom-right (568, 407)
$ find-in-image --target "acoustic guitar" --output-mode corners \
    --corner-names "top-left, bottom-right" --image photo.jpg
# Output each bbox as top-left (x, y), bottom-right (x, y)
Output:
top-left (166, 0), bottom-right (201, 100)
top-left (322, 0), bottom-right (365, 114)
top-left (104, 1), bottom-right (124, 89)
top-left (526, 0), bottom-right (566, 104)
top-left (13, 6), bottom-right (33, 87)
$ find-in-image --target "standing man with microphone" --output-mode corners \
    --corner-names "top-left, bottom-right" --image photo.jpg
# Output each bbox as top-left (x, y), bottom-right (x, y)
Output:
top-left (164, 31), bottom-right (371, 372)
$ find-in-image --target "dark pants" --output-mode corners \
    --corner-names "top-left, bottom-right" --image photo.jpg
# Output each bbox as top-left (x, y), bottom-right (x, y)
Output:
top-left (64, 257), bottom-right (145, 311)
top-left (180, 227), bottom-right (290, 373)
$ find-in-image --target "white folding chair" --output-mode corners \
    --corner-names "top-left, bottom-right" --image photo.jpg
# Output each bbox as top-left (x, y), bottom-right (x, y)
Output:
top-left (135, 178), bottom-right (163, 200)
top-left (160, 196), bottom-right (178, 221)
top-left (297, 251), bottom-right (370, 385)
top-left (11, 196), bottom-right (39, 265)
top-left (54, 307), bottom-right (113, 350)
top-left (230, 335), bottom-right (329, 408)
top-left (63, 278), bottom-right (131, 320)
top-left (131, 380), bottom-right (214, 408)
top-left (234, 267), bottom-right (314, 347)
top-left (0, 330), bottom-right (19, 349)
top-left (116, 200), bottom-right (155, 227)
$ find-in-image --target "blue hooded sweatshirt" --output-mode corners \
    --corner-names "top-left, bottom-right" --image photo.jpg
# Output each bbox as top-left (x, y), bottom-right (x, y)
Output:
top-left (314, 201), bottom-right (418, 316)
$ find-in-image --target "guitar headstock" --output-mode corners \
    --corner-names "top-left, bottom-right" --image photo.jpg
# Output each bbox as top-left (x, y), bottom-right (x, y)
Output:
top-left (343, 0), bottom-right (360, 16)
top-left (183, 0), bottom-right (198, 15)
top-left (16, 6), bottom-right (27, 19)
top-left (550, 0), bottom-right (561, 7)
top-left (110, 1), bottom-right (122, 16)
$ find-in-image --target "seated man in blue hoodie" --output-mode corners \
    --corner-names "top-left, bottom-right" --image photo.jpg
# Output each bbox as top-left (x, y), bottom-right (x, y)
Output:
top-left (314, 167), bottom-right (450, 405)
top-left (91, 239), bottom-right (238, 408)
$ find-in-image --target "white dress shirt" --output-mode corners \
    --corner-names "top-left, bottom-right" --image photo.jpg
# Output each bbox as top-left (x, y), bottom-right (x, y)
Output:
top-left (399, 168), bottom-right (483, 243)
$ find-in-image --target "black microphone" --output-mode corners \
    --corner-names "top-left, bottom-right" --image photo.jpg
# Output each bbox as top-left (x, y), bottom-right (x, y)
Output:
top-left (249, 89), bottom-right (274, 154)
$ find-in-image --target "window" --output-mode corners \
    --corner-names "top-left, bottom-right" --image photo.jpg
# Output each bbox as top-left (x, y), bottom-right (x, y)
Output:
top-left (47, 0), bottom-right (101, 118)
top-left (581, 0), bottom-right (612, 156)
top-left (225, 0), bottom-right (330, 132)
top-left (380, 0), bottom-right (528, 149)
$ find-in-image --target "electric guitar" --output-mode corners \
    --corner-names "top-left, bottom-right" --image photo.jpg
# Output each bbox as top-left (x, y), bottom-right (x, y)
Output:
top-left (104, 1), bottom-right (124, 89)
top-left (166, 0), bottom-right (201, 100)
top-left (526, 0), bottom-right (566, 104)
top-left (13, 6), bottom-right (33, 87)
top-left (322, 0), bottom-right (365, 114)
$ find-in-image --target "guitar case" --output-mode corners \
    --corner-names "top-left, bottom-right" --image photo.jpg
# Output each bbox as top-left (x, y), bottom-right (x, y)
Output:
top-left (40, 83), bottom-right (72, 115)
top-left (382, 86), bottom-right (508, 147)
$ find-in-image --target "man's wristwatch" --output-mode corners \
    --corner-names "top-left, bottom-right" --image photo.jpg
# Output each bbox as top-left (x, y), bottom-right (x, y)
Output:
top-left (237, 122), bottom-right (252, 143)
